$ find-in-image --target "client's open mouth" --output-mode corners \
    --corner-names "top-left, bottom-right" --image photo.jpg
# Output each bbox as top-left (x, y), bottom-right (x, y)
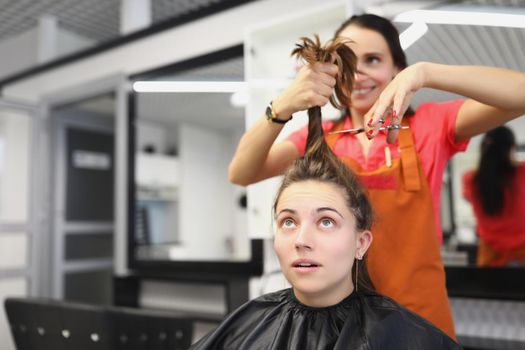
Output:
top-left (292, 259), bottom-right (322, 270)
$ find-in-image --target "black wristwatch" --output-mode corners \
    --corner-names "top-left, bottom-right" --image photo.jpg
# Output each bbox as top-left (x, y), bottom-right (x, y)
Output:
top-left (266, 101), bottom-right (293, 124)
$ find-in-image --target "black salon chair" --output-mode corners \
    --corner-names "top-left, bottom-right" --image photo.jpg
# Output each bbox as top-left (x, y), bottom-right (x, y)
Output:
top-left (59, 301), bottom-right (112, 350)
top-left (108, 307), bottom-right (193, 350)
top-left (4, 297), bottom-right (193, 350)
top-left (4, 298), bottom-right (65, 350)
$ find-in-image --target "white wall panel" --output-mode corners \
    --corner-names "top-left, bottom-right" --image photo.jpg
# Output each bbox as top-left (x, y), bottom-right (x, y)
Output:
top-left (0, 109), bottom-right (31, 223)
top-left (0, 29), bottom-right (38, 80)
top-left (179, 122), bottom-right (235, 259)
top-left (0, 233), bottom-right (27, 269)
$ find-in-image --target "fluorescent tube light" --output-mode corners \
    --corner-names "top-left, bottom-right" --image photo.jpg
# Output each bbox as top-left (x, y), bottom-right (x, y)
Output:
top-left (133, 79), bottom-right (294, 93)
top-left (133, 81), bottom-right (247, 93)
top-left (395, 10), bottom-right (525, 28)
top-left (399, 21), bottom-right (428, 50)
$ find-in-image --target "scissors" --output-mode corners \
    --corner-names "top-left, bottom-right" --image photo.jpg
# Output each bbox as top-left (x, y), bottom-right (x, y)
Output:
top-left (328, 124), bottom-right (409, 135)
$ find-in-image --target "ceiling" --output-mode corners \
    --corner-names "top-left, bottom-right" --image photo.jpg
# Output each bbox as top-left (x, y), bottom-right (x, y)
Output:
top-left (134, 0), bottom-right (525, 131)
top-left (0, 0), bottom-right (522, 44)
top-left (14, 0), bottom-right (524, 130)
top-left (397, 1), bottom-right (525, 106)
top-left (0, 0), bottom-right (235, 43)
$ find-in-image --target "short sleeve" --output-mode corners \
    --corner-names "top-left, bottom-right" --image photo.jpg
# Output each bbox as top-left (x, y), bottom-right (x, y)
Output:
top-left (443, 99), bottom-right (469, 153)
top-left (411, 99), bottom-right (468, 156)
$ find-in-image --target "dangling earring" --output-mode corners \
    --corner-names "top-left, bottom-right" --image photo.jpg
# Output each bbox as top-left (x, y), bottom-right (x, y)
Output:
top-left (355, 254), bottom-right (361, 293)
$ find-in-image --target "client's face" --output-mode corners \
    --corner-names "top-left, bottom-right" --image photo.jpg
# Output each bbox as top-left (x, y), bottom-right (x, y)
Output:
top-left (274, 180), bottom-right (363, 307)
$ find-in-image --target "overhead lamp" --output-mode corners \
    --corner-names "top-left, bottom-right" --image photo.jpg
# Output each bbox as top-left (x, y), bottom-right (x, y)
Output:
top-left (399, 21), bottom-right (428, 50)
top-left (133, 79), bottom-right (294, 94)
top-left (133, 79), bottom-right (296, 93)
top-left (394, 9), bottom-right (525, 28)
top-left (132, 81), bottom-right (247, 93)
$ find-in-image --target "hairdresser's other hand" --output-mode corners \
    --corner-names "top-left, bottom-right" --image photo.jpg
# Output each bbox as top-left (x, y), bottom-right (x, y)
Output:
top-left (273, 62), bottom-right (338, 118)
top-left (366, 62), bottom-right (426, 143)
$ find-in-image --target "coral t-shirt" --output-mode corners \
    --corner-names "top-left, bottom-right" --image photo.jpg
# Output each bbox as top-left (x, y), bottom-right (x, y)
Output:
top-left (462, 164), bottom-right (525, 251)
top-left (287, 100), bottom-right (468, 241)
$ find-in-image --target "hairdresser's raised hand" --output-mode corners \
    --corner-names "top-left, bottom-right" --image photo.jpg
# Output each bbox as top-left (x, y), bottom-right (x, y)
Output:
top-left (273, 62), bottom-right (338, 118)
top-left (366, 62), bottom-right (426, 143)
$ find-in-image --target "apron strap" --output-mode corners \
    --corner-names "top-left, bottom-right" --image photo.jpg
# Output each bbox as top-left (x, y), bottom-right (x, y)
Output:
top-left (398, 119), bottom-right (421, 191)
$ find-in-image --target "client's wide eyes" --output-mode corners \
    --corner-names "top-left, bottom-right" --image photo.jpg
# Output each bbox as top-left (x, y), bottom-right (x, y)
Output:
top-left (281, 218), bottom-right (296, 229)
top-left (319, 218), bottom-right (335, 228)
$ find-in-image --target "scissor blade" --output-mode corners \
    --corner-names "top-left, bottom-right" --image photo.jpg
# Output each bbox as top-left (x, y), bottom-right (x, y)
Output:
top-left (328, 125), bottom-right (410, 135)
top-left (328, 127), bottom-right (364, 135)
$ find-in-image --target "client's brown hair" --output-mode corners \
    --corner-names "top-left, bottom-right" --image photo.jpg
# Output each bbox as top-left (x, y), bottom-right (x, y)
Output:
top-left (274, 35), bottom-right (375, 293)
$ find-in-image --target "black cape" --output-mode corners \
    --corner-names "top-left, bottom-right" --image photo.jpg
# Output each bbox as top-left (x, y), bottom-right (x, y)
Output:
top-left (190, 288), bottom-right (462, 350)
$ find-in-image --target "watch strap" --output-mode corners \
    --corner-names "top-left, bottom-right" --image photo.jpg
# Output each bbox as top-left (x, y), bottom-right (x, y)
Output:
top-left (266, 101), bottom-right (293, 124)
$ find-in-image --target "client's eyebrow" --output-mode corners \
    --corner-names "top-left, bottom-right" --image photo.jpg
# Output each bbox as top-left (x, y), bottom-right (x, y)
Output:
top-left (317, 207), bottom-right (343, 219)
top-left (276, 207), bottom-right (344, 219)
top-left (276, 208), bottom-right (295, 217)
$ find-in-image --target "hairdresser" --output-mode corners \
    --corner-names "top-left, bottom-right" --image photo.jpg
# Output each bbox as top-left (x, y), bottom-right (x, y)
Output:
top-left (228, 14), bottom-right (525, 339)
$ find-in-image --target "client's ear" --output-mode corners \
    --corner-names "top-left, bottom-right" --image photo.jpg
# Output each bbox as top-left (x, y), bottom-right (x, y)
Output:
top-left (356, 230), bottom-right (373, 258)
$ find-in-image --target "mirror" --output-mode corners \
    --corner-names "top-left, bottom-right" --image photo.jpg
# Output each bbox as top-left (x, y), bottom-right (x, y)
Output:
top-left (444, 119), bottom-right (525, 267)
top-left (392, 3), bottom-right (525, 268)
top-left (129, 50), bottom-right (255, 266)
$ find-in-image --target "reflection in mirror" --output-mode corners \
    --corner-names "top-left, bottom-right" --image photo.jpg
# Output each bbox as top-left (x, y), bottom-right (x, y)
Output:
top-left (462, 128), bottom-right (525, 268)
top-left (393, 3), bottom-right (525, 267)
top-left (132, 54), bottom-right (251, 263)
top-left (449, 120), bottom-right (525, 268)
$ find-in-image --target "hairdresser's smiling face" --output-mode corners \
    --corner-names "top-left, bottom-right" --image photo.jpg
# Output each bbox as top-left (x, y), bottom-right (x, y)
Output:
top-left (338, 25), bottom-right (400, 115)
top-left (274, 180), bottom-right (369, 307)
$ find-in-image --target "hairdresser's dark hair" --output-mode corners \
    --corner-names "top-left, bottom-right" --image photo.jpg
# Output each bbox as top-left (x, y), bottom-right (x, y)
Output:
top-left (336, 13), bottom-right (408, 70)
top-left (273, 35), bottom-right (375, 293)
top-left (334, 13), bottom-right (414, 117)
top-left (474, 126), bottom-right (517, 216)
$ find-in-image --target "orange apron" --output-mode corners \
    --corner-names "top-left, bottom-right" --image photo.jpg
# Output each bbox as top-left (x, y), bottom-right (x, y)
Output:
top-left (327, 121), bottom-right (456, 340)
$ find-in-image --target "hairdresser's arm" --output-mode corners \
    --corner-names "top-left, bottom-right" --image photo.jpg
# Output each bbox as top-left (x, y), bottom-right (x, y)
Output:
top-left (421, 63), bottom-right (525, 142)
top-left (367, 62), bottom-right (525, 142)
top-left (228, 63), bottom-right (338, 186)
top-left (227, 116), bottom-right (298, 186)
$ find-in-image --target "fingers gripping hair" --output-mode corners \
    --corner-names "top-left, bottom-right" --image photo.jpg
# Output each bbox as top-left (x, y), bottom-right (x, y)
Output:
top-left (291, 35), bottom-right (356, 110)
top-left (291, 35), bottom-right (356, 161)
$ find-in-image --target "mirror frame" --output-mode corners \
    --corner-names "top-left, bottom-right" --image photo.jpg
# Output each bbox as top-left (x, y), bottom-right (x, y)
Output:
top-left (126, 45), bottom-right (263, 278)
top-left (444, 144), bottom-right (525, 300)
top-left (446, 266), bottom-right (525, 300)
